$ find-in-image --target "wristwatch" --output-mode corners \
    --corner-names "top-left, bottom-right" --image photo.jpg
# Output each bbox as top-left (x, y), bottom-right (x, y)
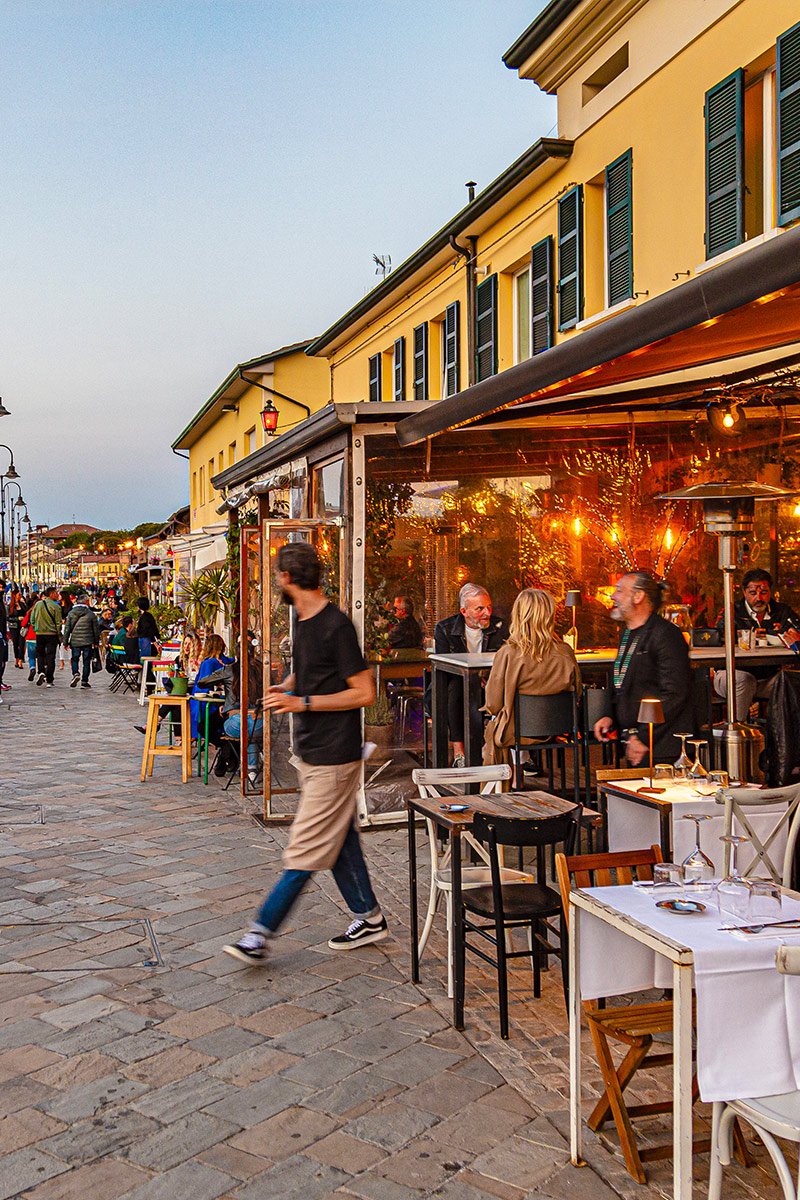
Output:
top-left (622, 728), bottom-right (640, 743)
top-left (303, 695), bottom-right (312, 712)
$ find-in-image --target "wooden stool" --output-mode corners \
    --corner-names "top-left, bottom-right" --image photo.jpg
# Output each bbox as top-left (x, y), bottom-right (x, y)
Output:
top-left (141, 694), bottom-right (192, 783)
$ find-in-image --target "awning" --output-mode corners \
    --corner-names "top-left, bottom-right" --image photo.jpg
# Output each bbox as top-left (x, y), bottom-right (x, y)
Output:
top-left (194, 536), bottom-right (228, 572)
top-left (395, 224), bottom-right (800, 447)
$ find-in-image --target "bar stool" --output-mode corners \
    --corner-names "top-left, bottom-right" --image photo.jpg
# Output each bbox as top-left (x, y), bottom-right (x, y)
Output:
top-left (141, 694), bottom-right (192, 783)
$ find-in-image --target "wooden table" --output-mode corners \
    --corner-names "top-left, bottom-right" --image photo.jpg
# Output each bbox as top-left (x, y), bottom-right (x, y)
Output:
top-left (407, 788), bottom-right (579, 1029)
top-left (140, 694), bottom-right (192, 783)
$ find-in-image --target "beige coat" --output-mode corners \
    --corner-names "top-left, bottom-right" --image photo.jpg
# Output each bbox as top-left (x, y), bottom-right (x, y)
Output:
top-left (482, 641), bottom-right (582, 768)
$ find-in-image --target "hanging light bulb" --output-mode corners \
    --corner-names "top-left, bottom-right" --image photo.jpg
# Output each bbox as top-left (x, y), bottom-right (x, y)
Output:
top-left (665, 528), bottom-right (673, 549)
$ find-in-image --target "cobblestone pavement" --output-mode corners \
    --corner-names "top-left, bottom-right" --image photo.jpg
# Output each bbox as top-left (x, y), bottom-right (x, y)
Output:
top-left (0, 672), bottom-right (785, 1199)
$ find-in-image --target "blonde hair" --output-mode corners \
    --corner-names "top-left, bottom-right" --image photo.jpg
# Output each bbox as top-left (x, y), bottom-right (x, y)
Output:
top-left (508, 588), bottom-right (557, 662)
top-left (180, 632), bottom-right (203, 670)
top-left (202, 633), bottom-right (227, 661)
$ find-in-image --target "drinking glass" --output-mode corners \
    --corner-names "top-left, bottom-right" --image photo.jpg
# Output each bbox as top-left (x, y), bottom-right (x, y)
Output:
top-left (707, 771), bottom-right (729, 788)
top-left (680, 814), bottom-right (715, 886)
top-left (673, 733), bottom-right (694, 780)
top-left (747, 879), bottom-right (783, 923)
top-left (687, 739), bottom-right (709, 781)
top-left (653, 862), bottom-right (683, 889)
top-left (716, 835), bottom-right (753, 919)
top-left (653, 764), bottom-right (674, 786)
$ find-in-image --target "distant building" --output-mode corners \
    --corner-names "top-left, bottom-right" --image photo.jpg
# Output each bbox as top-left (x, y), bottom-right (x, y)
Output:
top-left (38, 523), bottom-right (99, 545)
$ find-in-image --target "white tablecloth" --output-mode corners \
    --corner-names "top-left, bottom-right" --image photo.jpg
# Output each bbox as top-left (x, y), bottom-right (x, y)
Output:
top-left (578, 883), bottom-right (800, 1102)
top-left (606, 780), bottom-right (789, 876)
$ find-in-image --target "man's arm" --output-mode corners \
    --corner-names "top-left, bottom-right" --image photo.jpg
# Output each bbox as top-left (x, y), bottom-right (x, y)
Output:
top-left (264, 668), bottom-right (375, 714)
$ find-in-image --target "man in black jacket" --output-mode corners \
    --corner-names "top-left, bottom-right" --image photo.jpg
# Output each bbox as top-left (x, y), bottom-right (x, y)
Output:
top-left (594, 571), bottom-right (693, 766)
top-left (713, 568), bottom-right (800, 720)
top-left (434, 583), bottom-right (508, 766)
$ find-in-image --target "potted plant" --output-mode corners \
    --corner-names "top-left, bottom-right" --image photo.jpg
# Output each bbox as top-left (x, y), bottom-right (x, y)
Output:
top-left (364, 691), bottom-right (394, 756)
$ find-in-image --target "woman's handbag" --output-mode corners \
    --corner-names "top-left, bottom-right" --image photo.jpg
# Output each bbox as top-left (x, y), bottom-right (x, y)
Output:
top-left (91, 649), bottom-right (103, 674)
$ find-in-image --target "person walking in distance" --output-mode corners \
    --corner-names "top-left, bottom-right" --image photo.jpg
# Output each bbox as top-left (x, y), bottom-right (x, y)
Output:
top-left (30, 587), bottom-right (63, 688)
top-left (224, 542), bottom-right (387, 964)
top-left (63, 592), bottom-right (100, 689)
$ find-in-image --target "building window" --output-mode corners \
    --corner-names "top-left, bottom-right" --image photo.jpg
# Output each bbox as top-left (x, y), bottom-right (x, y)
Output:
top-left (514, 265), bottom-right (531, 363)
top-left (531, 235), bottom-right (554, 355)
top-left (246, 428), bottom-right (256, 456)
top-left (218, 452), bottom-right (223, 473)
top-left (413, 322), bottom-right (429, 399)
top-left (229, 441), bottom-right (237, 466)
top-left (393, 337), bottom-right (405, 401)
top-left (192, 471), bottom-right (197, 508)
top-left (558, 186), bottom-right (584, 330)
top-left (778, 20), bottom-right (800, 226)
top-left (314, 456), bottom-right (344, 517)
top-left (476, 274), bottom-right (498, 382)
top-left (442, 301), bottom-right (460, 397)
top-left (199, 467), bottom-right (205, 506)
top-left (368, 353), bottom-right (381, 402)
top-left (606, 149), bottom-right (633, 306)
top-left (208, 459), bottom-right (215, 501)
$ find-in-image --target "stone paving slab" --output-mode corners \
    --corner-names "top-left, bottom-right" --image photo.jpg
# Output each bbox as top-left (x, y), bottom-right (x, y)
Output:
top-left (0, 676), bottom-right (786, 1200)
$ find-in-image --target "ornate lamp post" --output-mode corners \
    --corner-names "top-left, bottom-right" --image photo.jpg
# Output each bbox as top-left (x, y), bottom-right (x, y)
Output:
top-left (0, 444), bottom-right (19, 559)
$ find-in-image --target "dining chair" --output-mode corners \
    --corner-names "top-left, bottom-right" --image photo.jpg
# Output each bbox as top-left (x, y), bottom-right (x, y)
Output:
top-left (555, 845), bottom-right (711, 1184)
top-left (461, 808), bottom-right (580, 1038)
top-left (709, 944), bottom-right (800, 1200)
top-left (412, 764), bottom-right (525, 997)
top-left (513, 690), bottom-right (580, 803)
top-left (717, 783), bottom-right (800, 886)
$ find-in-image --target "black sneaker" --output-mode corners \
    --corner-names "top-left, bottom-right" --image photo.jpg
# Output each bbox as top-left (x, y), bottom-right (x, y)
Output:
top-left (70, 673), bottom-right (80, 688)
top-left (328, 916), bottom-right (388, 951)
top-left (80, 681), bottom-right (91, 689)
top-left (35, 672), bottom-right (45, 686)
top-left (222, 931), bottom-right (268, 965)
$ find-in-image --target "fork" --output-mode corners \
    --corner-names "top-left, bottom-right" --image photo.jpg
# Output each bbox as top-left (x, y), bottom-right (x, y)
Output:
top-left (719, 919), bottom-right (800, 934)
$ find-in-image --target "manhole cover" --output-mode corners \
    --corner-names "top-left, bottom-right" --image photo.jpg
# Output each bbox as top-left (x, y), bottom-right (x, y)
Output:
top-left (0, 918), bottom-right (162, 973)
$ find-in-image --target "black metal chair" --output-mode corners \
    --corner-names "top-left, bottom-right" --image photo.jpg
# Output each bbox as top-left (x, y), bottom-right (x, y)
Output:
top-left (460, 807), bottom-right (580, 1039)
top-left (513, 690), bottom-right (580, 804)
top-left (580, 686), bottom-right (622, 806)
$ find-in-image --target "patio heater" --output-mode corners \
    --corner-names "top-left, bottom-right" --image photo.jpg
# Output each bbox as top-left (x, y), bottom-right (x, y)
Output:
top-left (657, 482), bottom-right (794, 782)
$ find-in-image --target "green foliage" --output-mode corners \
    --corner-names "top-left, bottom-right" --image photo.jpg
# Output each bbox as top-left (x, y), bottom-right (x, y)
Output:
top-left (365, 479), bottom-right (413, 659)
top-left (364, 691), bottom-right (393, 726)
top-left (178, 568), bottom-right (235, 632)
top-left (151, 603), bottom-right (185, 634)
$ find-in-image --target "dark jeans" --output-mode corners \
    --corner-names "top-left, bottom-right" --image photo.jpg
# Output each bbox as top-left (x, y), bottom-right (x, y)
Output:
top-left (35, 634), bottom-right (59, 683)
top-left (253, 822), bottom-right (378, 934)
top-left (446, 677), bottom-right (485, 763)
top-left (70, 645), bottom-right (93, 683)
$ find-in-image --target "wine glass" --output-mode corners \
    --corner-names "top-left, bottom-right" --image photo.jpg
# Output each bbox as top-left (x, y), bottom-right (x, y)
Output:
top-left (687, 739), bottom-right (709, 781)
top-left (673, 733), bottom-right (693, 780)
top-left (680, 814), bottom-right (715, 886)
top-left (716, 834), bottom-right (753, 919)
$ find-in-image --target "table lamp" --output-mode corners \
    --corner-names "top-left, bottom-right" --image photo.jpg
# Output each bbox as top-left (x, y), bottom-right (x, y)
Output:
top-left (636, 698), bottom-right (665, 794)
top-left (564, 590), bottom-right (581, 650)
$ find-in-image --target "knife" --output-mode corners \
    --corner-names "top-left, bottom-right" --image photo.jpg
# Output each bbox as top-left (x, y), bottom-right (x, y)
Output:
top-left (719, 918), bottom-right (800, 934)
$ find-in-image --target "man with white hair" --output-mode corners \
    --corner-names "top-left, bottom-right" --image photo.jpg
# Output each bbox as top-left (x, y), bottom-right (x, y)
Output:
top-left (434, 582), bottom-right (508, 766)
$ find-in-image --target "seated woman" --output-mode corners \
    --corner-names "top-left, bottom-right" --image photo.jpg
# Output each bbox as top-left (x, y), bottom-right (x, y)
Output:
top-left (189, 634), bottom-right (234, 742)
top-left (483, 587), bottom-right (581, 771)
top-left (178, 631), bottom-right (203, 683)
top-left (222, 654), bottom-right (264, 784)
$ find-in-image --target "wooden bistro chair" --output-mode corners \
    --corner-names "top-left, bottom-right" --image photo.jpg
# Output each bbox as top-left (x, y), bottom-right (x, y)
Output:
top-left (460, 807), bottom-right (580, 1039)
top-left (556, 846), bottom-right (712, 1184)
top-left (412, 765), bottom-right (531, 998)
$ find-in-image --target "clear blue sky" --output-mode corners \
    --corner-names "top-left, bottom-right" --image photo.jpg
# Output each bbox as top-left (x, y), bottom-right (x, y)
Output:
top-left (0, 0), bottom-right (555, 530)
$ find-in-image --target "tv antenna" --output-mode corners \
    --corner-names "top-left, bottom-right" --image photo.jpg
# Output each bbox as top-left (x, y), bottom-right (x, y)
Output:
top-left (373, 253), bottom-right (392, 279)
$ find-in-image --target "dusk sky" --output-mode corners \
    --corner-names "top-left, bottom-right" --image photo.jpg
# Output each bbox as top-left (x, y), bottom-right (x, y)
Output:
top-left (0, 1), bottom-right (555, 530)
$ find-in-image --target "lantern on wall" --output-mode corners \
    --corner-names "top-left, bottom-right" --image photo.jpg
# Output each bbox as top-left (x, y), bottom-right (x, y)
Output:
top-left (261, 398), bottom-right (279, 436)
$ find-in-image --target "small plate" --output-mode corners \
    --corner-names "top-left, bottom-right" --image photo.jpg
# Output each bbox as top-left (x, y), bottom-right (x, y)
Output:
top-left (656, 899), bottom-right (707, 915)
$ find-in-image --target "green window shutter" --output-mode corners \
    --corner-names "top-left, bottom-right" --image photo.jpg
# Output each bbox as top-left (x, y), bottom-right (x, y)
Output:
top-left (475, 274), bottom-right (498, 382)
top-left (705, 69), bottom-right (744, 257)
top-left (557, 186), bottom-right (583, 330)
top-left (443, 301), bottom-right (460, 396)
top-left (778, 20), bottom-right (800, 226)
top-left (393, 337), bottom-right (406, 401)
top-left (368, 353), bottom-right (381, 402)
top-left (606, 149), bottom-right (633, 306)
top-left (413, 322), bottom-right (428, 399)
top-left (530, 235), bottom-right (553, 355)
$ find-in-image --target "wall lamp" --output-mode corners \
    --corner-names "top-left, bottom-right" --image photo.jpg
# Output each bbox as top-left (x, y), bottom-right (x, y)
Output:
top-left (707, 400), bottom-right (746, 436)
top-left (260, 397), bottom-right (279, 436)
top-left (0, 397), bottom-right (9, 417)
top-left (238, 368), bottom-right (311, 439)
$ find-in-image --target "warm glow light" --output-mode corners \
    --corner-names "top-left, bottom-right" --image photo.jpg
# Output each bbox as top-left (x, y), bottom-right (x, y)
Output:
top-left (665, 528), bottom-right (673, 548)
top-left (722, 412), bottom-right (735, 428)
top-left (573, 517), bottom-right (582, 536)
top-left (794, 504), bottom-right (800, 517)
top-left (457, 565), bottom-right (468, 582)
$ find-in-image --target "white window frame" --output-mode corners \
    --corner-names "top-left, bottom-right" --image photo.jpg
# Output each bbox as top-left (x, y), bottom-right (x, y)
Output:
top-left (513, 264), bottom-right (532, 365)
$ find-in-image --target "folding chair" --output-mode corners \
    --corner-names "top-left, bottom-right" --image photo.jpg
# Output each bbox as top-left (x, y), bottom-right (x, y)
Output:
top-left (556, 845), bottom-right (712, 1183)
top-left (717, 783), bottom-right (800, 886)
top-left (109, 647), bottom-right (141, 695)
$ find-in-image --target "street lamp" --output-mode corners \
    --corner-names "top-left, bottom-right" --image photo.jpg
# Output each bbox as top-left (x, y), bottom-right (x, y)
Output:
top-left (23, 514), bottom-right (31, 585)
top-left (0, 444), bottom-right (19, 562)
top-left (14, 501), bottom-right (27, 583)
top-left (2, 482), bottom-right (24, 582)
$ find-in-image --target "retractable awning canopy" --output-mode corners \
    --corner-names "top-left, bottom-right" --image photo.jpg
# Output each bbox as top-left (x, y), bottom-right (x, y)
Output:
top-left (395, 224), bottom-right (800, 447)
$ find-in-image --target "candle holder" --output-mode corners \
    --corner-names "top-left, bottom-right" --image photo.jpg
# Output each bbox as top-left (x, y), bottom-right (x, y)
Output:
top-left (637, 697), bottom-right (665, 794)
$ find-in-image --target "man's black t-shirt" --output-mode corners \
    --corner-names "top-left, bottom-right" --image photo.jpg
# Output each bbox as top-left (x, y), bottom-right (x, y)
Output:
top-left (293, 602), bottom-right (367, 765)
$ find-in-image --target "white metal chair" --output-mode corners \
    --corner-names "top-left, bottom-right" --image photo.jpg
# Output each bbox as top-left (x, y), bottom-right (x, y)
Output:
top-left (716, 784), bottom-right (800, 885)
top-left (709, 944), bottom-right (800, 1200)
top-left (412, 764), bottom-right (533, 997)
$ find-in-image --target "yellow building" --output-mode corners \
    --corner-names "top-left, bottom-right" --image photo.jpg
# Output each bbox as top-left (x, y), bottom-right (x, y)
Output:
top-left (171, 342), bottom-right (330, 574)
top-left (309, 0), bottom-right (800, 414)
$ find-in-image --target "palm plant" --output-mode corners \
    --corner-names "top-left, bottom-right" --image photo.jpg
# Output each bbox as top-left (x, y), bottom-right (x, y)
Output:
top-left (177, 568), bottom-right (235, 635)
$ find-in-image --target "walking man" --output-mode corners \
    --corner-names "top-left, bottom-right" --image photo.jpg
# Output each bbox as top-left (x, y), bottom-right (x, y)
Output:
top-left (224, 542), bottom-right (387, 964)
top-left (63, 592), bottom-right (100, 689)
top-left (30, 586), bottom-right (62, 688)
